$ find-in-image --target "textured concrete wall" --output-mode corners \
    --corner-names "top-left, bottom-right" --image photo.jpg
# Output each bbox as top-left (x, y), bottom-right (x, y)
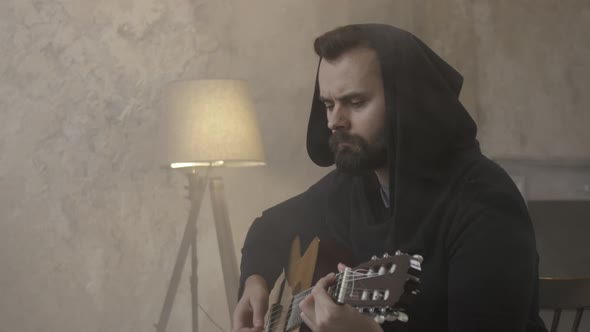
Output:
top-left (410, 1), bottom-right (590, 159)
top-left (0, 1), bottom-right (588, 331)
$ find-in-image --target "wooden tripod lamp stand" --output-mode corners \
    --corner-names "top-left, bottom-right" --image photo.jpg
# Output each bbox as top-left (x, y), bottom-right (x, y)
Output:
top-left (155, 80), bottom-right (266, 332)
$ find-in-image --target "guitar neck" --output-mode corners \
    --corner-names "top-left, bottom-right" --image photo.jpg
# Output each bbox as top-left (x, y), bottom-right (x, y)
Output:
top-left (283, 280), bottom-right (341, 331)
top-left (284, 288), bottom-right (312, 331)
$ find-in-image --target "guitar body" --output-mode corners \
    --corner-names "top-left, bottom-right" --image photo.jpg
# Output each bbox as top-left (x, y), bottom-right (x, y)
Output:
top-left (266, 236), bottom-right (355, 332)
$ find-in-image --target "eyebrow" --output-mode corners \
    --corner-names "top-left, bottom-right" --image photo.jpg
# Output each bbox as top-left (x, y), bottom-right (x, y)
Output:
top-left (319, 92), bottom-right (367, 103)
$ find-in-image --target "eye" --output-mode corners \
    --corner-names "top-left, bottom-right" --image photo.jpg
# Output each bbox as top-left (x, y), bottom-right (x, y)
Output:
top-left (350, 100), bottom-right (365, 108)
top-left (324, 103), bottom-right (334, 111)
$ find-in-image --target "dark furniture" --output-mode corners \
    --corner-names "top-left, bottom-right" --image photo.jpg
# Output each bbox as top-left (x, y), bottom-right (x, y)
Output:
top-left (538, 276), bottom-right (590, 332)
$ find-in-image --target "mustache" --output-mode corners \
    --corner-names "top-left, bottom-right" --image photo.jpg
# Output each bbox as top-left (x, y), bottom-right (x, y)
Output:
top-left (329, 131), bottom-right (365, 152)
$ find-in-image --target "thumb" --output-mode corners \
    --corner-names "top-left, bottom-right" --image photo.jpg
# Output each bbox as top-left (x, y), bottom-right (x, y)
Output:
top-left (251, 296), bottom-right (268, 328)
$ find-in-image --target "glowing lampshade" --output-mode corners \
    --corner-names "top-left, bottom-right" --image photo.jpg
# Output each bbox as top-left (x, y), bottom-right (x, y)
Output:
top-left (158, 80), bottom-right (266, 168)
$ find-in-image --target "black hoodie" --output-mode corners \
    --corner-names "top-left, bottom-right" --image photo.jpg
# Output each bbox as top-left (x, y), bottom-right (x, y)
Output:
top-left (239, 24), bottom-right (547, 332)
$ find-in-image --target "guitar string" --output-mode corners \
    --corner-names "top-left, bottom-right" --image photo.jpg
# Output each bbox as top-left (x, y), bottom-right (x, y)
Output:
top-left (264, 285), bottom-right (393, 327)
top-left (266, 272), bottom-right (342, 327)
top-left (273, 268), bottom-right (388, 313)
top-left (264, 270), bottom-right (400, 328)
top-left (264, 285), bottom-right (396, 329)
top-left (287, 269), bottom-right (371, 303)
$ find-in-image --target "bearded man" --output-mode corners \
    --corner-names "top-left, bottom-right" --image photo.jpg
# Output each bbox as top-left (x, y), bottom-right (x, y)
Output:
top-left (233, 24), bottom-right (548, 332)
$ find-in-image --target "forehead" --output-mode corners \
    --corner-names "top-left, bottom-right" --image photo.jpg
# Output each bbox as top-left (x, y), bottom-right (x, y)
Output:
top-left (318, 47), bottom-right (382, 97)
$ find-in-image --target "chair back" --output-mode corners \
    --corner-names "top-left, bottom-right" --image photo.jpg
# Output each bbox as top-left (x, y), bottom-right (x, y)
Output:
top-left (539, 276), bottom-right (590, 332)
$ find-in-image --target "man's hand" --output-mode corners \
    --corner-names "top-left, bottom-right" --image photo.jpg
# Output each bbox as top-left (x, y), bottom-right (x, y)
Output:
top-left (298, 264), bottom-right (383, 332)
top-left (232, 275), bottom-right (269, 332)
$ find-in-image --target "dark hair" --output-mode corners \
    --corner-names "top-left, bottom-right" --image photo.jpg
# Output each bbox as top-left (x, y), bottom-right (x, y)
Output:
top-left (313, 25), bottom-right (374, 60)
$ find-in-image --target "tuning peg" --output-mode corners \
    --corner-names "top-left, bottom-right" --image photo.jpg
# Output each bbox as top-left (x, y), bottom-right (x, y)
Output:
top-left (412, 254), bottom-right (424, 263)
top-left (385, 314), bottom-right (398, 322)
top-left (395, 250), bottom-right (402, 256)
top-left (397, 312), bottom-right (409, 322)
top-left (371, 255), bottom-right (378, 261)
top-left (382, 253), bottom-right (389, 258)
top-left (374, 315), bottom-right (385, 324)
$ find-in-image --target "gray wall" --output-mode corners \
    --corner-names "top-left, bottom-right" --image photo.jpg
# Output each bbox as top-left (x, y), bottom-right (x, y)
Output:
top-left (1, 1), bottom-right (588, 331)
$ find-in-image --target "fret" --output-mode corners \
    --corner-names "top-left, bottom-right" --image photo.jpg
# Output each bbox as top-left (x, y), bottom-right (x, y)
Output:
top-left (285, 288), bottom-right (312, 331)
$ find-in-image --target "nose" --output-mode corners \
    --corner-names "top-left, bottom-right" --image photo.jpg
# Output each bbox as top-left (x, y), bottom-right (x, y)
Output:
top-left (327, 105), bottom-right (350, 132)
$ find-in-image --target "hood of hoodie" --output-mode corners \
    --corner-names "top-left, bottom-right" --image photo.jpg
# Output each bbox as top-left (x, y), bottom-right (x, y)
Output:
top-left (306, 24), bottom-right (481, 250)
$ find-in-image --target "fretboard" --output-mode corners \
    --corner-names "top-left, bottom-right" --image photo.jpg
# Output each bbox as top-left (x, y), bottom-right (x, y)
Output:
top-left (285, 288), bottom-right (312, 331)
top-left (284, 284), bottom-right (339, 331)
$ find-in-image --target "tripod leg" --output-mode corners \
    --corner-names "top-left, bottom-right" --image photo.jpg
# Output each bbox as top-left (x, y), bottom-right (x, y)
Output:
top-left (209, 177), bottom-right (240, 319)
top-left (155, 172), bottom-right (207, 332)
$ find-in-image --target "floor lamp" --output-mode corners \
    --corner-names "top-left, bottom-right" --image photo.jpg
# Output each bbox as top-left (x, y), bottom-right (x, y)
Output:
top-left (154, 80), bottom-right (266, 332)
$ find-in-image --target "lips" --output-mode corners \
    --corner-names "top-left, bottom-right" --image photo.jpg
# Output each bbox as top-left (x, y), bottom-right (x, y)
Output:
top-left (330, 132), bottom-right (362, 153)
top-left (337, 141), bottom-right (361, 153)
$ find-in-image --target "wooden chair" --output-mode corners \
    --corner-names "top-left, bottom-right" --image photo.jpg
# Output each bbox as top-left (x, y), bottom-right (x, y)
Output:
top-left (538, 276), bottom-right (590, 332)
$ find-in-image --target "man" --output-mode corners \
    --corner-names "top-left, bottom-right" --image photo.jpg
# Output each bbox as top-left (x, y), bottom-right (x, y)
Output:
top-left (233, 24), bottom-right (548, 332)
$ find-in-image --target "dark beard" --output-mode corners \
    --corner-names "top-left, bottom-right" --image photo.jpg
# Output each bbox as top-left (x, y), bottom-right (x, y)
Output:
top-left (329, 131), bottom-right (387, 175)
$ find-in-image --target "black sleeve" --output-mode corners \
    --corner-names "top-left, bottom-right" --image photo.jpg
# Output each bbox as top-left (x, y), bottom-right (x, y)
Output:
top-left (237, 211), bottom-right (294, 299)
top-left (447, 203), bottom-right (538, 332)
top-left (237, 171), bottom-right (348, 300)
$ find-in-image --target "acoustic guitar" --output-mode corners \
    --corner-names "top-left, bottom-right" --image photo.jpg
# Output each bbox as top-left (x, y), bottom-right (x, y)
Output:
top-left (264, 236), bottom-right (422, 332)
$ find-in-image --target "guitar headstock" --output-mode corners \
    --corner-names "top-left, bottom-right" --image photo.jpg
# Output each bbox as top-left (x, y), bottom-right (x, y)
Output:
top-left (329, 251), bottom-right (422, 324)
